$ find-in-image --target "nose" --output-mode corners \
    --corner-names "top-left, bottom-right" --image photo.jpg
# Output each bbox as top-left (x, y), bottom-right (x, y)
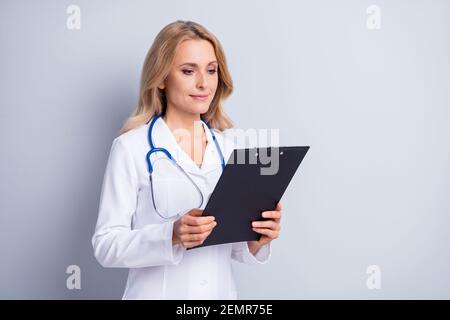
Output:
top-left (196, 71), bottom-right (208, 90)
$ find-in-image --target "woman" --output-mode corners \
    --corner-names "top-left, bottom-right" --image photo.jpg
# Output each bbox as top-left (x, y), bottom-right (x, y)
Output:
top-left (92, 20), bottom-right (282, 299)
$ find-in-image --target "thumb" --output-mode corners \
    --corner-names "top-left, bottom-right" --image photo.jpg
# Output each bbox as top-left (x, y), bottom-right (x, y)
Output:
top-left (188, 208), bottom-right (203, 217)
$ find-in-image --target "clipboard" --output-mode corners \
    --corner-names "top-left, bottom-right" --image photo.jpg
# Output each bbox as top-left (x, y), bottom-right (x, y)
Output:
top-left (194, 146), bottom-right (310, 249)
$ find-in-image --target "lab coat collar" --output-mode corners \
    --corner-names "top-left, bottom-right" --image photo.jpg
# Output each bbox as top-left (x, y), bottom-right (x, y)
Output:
top-left (148, 115), bottom-right (221, 176)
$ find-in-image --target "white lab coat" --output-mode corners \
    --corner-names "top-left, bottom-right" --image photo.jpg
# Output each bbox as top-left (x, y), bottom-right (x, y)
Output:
top-left (92, 116), bottom-right (271, 299)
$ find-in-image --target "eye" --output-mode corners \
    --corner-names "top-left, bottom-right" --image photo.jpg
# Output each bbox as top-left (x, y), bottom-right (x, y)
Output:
top-left (208, 68), bottom-right (217, 74)
top-left (182, 69), bottom-right (194, 75)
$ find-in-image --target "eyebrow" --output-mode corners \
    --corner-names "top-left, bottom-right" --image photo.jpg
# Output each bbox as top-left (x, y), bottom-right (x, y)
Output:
top-left (178, 61), bottom-right (218, 68)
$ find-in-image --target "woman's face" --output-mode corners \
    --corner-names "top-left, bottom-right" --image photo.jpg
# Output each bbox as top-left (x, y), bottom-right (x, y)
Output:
top-left (159, 39), bottom-right (219, 116)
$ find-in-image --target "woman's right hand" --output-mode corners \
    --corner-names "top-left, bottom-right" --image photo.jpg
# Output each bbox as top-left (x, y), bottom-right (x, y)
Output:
top-left (172, 209), bottom-right (217, 248)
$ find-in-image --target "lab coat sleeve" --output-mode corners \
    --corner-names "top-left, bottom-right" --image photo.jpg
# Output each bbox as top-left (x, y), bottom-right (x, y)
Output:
top-left (92, 137), bottom-right (185, 268)
top-left (231, 241), bottom-right (271, 265)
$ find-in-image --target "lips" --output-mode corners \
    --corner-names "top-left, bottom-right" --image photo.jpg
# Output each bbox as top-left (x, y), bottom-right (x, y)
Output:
top-left (190, 94), bottom-right (209, 101)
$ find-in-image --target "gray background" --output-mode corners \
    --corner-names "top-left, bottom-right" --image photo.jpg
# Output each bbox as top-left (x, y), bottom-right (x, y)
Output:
top-left (1, 0), bottom-right (449, 299)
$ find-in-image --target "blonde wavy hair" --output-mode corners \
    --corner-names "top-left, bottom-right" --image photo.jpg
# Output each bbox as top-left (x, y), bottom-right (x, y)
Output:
top-left (120, 20), bottom-right (234, 134)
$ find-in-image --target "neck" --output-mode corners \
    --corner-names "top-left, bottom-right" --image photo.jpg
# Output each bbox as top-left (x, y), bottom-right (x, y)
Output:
top-left (163, 107), bottom-right (201, 131)
top-left (163, 107), bottom-right (206, 143)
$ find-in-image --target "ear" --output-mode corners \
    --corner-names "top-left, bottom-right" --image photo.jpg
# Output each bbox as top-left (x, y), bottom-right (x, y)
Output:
top-left (157, 82), bottom-right (165, 90)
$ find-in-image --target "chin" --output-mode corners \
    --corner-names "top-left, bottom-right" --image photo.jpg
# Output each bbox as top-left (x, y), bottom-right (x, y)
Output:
top-left (187, 103), bottom-right (210, 115)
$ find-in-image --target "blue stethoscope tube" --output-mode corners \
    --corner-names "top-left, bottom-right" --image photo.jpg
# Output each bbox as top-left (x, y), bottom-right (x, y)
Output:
top-left (146, 113), bottom-right (225, 174)
top-left (145, 113), bottom-right (226, 219)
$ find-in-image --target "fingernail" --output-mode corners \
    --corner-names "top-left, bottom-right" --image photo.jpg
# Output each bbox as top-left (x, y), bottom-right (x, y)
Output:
top-left (252, 222), bottom-right (257, 226)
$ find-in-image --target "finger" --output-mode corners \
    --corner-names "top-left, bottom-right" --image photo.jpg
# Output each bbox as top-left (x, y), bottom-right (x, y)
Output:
top-left (182, 227), bottom-right (215, 247)
top-left (184, 214), bottom-right (215, 226)
top-left (251, 220), bottom-right (280, 230)
top-left (252, 227), bottom-right (279, 239)
top-left (183, 221), bottom-right (217, 234)
top-left (276, 202), bottom-right (282, 211)
top-left (181, 229), bottom-right (213, 242)
top-left (181, 233), bottom-right (203, 242)
top-left (261, 210), bottom-right (281, 220)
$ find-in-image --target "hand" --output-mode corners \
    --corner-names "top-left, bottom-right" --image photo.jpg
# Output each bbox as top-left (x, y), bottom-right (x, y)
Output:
top-left (172, 209), bottom-right (217, 248)
top-left (247, 202), bottom-right (282, 255)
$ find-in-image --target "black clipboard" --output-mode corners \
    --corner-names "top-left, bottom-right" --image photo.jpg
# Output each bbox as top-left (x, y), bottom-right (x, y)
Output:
top-left (194, 146), bottom-right (310, 249)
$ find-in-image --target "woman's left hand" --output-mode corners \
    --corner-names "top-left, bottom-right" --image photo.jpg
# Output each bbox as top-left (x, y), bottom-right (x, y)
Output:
top-left (247, 202), bottom-right (282, 255)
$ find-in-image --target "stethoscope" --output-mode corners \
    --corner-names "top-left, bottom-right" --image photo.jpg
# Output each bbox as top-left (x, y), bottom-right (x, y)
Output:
top-left (146, 113), bottom-right (226, 219)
